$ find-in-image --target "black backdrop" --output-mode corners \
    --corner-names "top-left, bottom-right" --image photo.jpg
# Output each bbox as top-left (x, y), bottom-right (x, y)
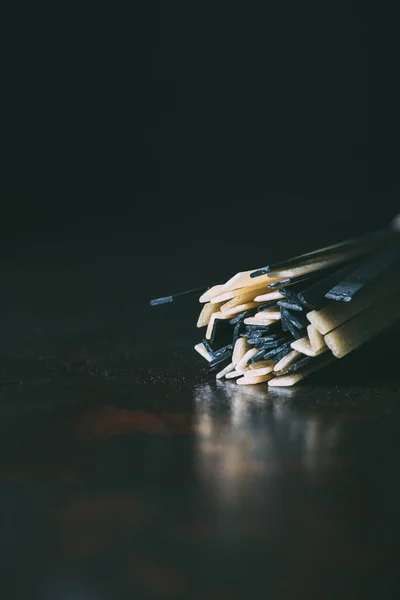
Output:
top-left (2, 6), bottom-right (400, 599)
top-left (2, 2), bottom-right (399, 246)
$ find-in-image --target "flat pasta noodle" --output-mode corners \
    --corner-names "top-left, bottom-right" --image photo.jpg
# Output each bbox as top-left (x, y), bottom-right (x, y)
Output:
top-left (206, 311), bottom-right (231, 340)
top-left (235, 348), bottom-right (259, 373)
top-left (291, 336), bottom-right (328, 357)
top-left (249, 359), bottom-right (275, 370)
top-left (211, 283), bottom-right (282, 304)
top-left (216, 362), bottom-right (236, 379)
top-left (197, 301), bottom-right (223, 327)
top-left (243, 364), bottom-right (274, 376)
top-left (244, 317), bottom-right (275, 326)
top-left (194, 343), bottom-right (212, 362)
top-left (225, 370), bottom-right (242, 379)
top-left (221, 302), bottom-right (260, 317)
top-left (237, 373), bottom-right (274, 385)
top-left (232, 337), bottom-right (249, 365)
top-left (199, 285), bottom-right (226, 303)
top-left (273, 350), bottom-right (302, 373)
top-left (307, 324), bottom-right (326, 353)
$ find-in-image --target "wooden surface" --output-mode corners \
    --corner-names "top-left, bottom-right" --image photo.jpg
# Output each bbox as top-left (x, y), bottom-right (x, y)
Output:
top-left (1, 235), bottom-right (400, 599)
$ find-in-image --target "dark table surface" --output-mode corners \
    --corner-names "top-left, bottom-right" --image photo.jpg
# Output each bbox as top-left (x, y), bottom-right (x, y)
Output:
top-left (1, 229), bottom-right (400, 600)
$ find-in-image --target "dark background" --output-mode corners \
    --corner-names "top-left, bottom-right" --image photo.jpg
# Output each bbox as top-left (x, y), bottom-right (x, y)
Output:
top-left (1, 2), bottom-right (399, 249)
top-left (2, 3), bottom-right (400, 599)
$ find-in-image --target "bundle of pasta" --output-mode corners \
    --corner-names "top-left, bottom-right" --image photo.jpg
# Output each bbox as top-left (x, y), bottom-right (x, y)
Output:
top-left (151, 217), bottom-right (400, 386)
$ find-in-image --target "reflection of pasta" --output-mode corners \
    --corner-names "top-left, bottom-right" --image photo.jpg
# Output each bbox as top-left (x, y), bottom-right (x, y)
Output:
top-left (194, 382), bottom-right (341, 501)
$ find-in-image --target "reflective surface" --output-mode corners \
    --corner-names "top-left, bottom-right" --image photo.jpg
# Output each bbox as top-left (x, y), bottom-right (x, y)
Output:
top-left (1, 238), bottom-right (400, 599)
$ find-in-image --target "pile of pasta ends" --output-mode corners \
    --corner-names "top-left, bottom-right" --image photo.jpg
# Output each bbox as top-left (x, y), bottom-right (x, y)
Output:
top-left (151, 218), bottom-right (400, 387)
